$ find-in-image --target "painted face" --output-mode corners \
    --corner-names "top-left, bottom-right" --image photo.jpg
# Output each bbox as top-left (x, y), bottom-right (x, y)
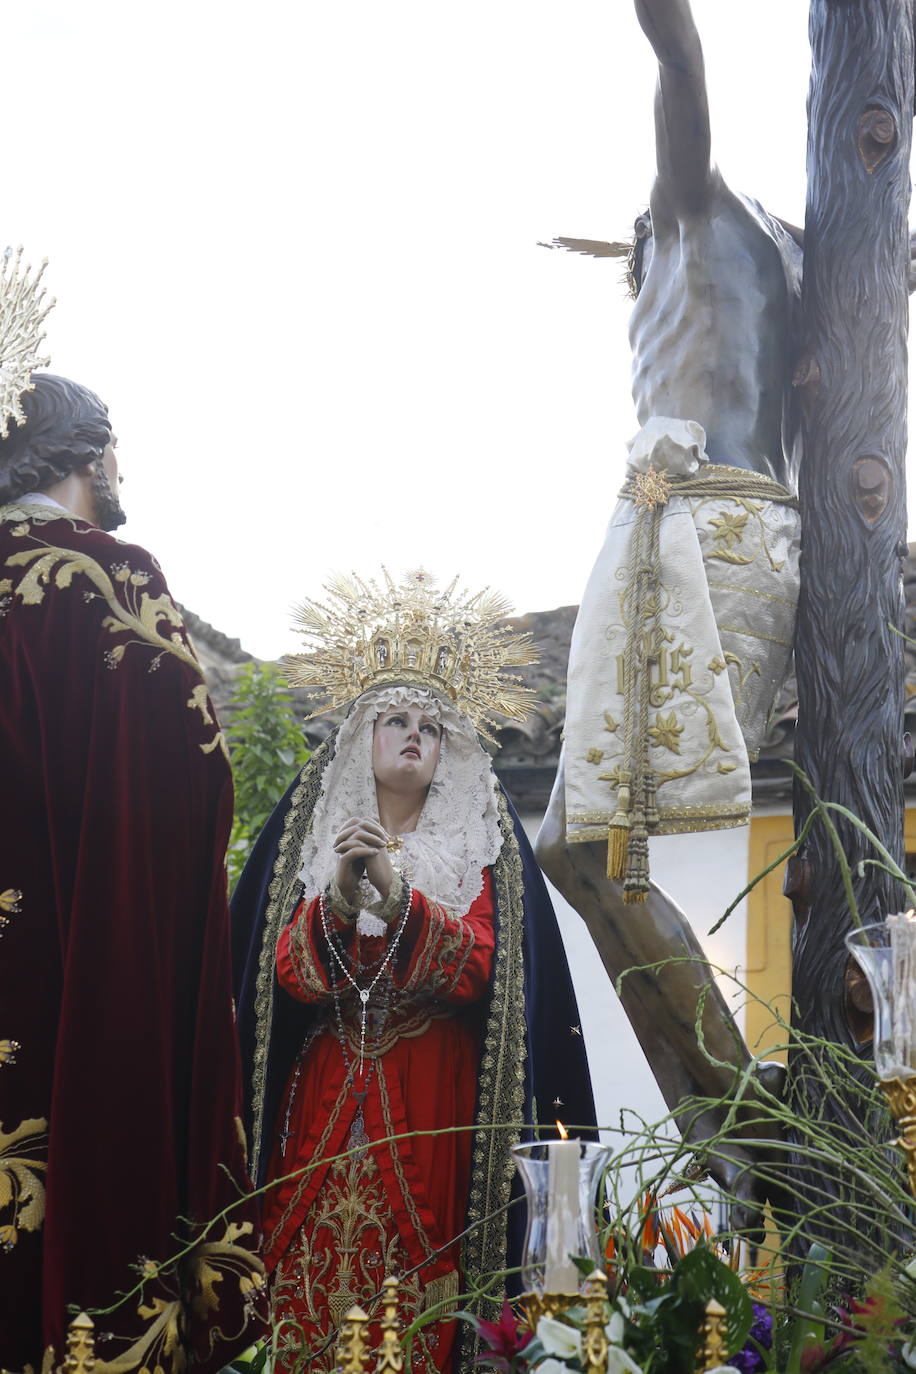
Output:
top-left (91, 437), bottom-right (126, 531)
top-left (372, 704), bottom-right (442, 795)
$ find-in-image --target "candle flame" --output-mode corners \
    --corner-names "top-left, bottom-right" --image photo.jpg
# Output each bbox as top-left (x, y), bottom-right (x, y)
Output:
top-left (556, 1119), bottom-right (569, 1140)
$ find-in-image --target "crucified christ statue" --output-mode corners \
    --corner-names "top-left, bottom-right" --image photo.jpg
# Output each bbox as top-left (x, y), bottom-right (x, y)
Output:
top-left (537, 0), bottom-right (806, 1227)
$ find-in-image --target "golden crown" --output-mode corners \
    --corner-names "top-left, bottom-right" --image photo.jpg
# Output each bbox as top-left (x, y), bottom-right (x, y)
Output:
top-left (283, 567), bottom-right (538, 741)
top-left (0, 248), bottom-right (55, 440)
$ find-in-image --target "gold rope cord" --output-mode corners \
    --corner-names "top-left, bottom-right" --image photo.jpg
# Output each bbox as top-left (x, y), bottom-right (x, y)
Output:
top-left (617, 465), bottom-right (799, 510)
top-left (609, 466), bottom-right (797, 903)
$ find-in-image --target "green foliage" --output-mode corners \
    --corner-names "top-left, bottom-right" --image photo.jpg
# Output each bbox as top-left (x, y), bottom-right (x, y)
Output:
top-left (623, 1244), bottom-right (754, 1372)
top-left (225, 661), bottom-right (310, 889)
top-left (783, 1243), bottom-right (830, 1373)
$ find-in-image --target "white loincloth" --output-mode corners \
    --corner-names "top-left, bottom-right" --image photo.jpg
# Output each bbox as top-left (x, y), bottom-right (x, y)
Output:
top-left (564, 417), bottom-right (800, 900)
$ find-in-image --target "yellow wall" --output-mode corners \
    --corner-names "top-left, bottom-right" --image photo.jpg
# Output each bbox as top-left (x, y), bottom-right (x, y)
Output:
top-left (745, 815), bottom-right (794, 1062)
top-left (746, 809), bottom-right (916, 1062)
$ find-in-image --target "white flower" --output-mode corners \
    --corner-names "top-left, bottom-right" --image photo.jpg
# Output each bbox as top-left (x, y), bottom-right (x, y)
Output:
top-left (606, 1348), bottom-right (643, 1374)
top-left (536, 1315), bottom-right (582, 1360)
top-left (606, 1309), bottom-right (625, 1344)
top-left (534, 1361), bottom-right (571, 1374)
top-left (902, 1342), bottom-right (916, 1369)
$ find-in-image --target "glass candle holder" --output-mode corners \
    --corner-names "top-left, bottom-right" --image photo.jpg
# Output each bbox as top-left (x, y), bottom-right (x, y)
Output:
top-left (845, 917), bottom-right (916, 1081)
top-left (846, 915), bottom-right (916, 1199)
top-left (511, 1140), bottom-right (610, 1297)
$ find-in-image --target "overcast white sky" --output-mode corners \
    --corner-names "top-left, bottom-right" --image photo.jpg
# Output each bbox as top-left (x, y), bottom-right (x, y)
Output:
top-left (4, 1), bottom-right (885, 658)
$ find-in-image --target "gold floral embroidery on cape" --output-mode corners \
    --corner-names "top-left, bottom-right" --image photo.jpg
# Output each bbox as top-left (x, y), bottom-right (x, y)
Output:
top-left (0, 887), bottom-right (23, 1069)
top-left (271, 1130), bottom-right (438, 1374)
top-left (0, 886), bottom-right (21, 945)
top-left (693, 495), bottom-right (786, 571)
top-left (1, 521), bottom-right (226, 759)
top-left (88, 1220), bottom-right (265, 1374)
top-left (0, 896), bottom-right (39, 1255)
top-left (0, 1117), bottom-right (48, 1250)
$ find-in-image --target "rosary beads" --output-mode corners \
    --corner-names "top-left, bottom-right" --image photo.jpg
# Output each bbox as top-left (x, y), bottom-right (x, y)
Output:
top-left (319, 878), bottom-right (412, 1072)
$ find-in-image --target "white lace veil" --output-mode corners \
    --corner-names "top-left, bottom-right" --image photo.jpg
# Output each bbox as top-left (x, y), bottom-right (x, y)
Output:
top-left (297, 684), bottom-right (504, 924)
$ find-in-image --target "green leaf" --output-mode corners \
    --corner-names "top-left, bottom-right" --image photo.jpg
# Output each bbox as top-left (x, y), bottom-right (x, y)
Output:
top-left (224, 662), bottom-right (311, 891)
top-left (785, 1242), bottom-right (831, 1374)
top-left (669, 1244), bottom-right (753, 1356)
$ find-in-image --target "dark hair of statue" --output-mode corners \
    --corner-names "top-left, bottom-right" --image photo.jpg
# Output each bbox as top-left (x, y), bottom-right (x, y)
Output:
top-left (0, 373), bottom-right (111, 504)
top-left (630, 211), bottom-right (652, 299)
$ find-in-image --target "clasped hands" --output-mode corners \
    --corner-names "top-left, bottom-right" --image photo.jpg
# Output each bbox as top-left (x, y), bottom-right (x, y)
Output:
top-left (334, 817), bottom-right (396, 907)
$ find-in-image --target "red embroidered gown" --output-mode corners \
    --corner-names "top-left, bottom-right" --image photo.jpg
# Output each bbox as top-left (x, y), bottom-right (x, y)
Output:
top-left (263, 870), bottom-right (495, 1373)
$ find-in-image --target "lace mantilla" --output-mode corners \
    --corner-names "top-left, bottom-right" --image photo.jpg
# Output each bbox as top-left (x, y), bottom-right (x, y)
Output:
top-left (297, 685), bottom-right (503, 920)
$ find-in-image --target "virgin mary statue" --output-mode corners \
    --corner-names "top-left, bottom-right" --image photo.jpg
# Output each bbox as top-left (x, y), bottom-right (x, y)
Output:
top-left (231, 569), bottom-right (596, 1373)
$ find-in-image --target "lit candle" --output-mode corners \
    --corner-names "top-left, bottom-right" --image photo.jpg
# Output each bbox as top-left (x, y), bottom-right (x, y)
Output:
top-left (544, 1123), bottom-right (580, 1294)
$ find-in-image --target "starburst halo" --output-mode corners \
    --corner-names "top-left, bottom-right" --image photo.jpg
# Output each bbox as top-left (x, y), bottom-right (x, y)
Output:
top-left (283, 567), bottom-right (539, 742)
top-left (0, 247), bottom-right (55, 440)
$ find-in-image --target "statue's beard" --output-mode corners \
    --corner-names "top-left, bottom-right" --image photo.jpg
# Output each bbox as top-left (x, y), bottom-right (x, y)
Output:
top-left (91, 464), bottom-right (126, 532)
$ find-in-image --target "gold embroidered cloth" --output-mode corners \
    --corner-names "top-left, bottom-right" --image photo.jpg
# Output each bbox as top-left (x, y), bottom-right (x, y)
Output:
top-left (0, 501), bottom-right (264, 1369)
top-left (564, 418), bottom-right (800, 886)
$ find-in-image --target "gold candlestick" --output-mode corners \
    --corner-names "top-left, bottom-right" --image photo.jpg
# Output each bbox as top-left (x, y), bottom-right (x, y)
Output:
top-left (60, 1313), bottom-right (96, 1373)
top-left (375, 1276), bottom-right (404, 1372)
top-left (582, 1269), bottom-right (610, 1374)
top-left (879, 1075), bottom-right (916, 1199)
top-left (338, 1303), bottom-right (371, 1374)
top-left (521, 1290), bottom-right (579, 1327)
top-left (697, 1297), bottom-right (728, 1372)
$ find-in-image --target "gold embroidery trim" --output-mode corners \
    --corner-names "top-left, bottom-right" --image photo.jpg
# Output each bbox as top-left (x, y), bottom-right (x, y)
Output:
top-left (377, 1064), bottom-right (434, 1257)
top-left (706, 578), bottom-right (798, 607)
top-left (456, 791), bottom-right (527, 1374)
top-left (288, 900), bottom-right (335, 999)
top-left (250, 739), bottom-right (335, 1180)
top-left (714, 623), bottom-right (793, 648)
top-left (266, 1070), bottom-right (350, 1257)
top-left (0, 515), bottom-right (226, 759)
top-left (402, 899), bottom-right (475, 997)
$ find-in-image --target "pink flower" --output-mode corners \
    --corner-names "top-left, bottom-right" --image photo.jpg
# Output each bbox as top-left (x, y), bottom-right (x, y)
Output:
top-left (473, 1298), bottom-right (533, 1371)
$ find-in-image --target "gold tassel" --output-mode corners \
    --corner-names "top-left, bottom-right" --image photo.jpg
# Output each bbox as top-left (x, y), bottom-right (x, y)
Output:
top-left (422, 1269), bottom-right (459, 1314)
top-left (623, 804), bottom-right (650, 904)
top-left (607, 822), bottom-right (629, 880)
top-left (644, 772), bottom-right (659, 830)
top-left (606, 777), bottom-right (631, 880)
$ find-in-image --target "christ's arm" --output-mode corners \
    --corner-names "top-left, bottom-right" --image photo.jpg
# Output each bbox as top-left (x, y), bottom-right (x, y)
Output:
top-left (634, 0), bottom-right (712, 215)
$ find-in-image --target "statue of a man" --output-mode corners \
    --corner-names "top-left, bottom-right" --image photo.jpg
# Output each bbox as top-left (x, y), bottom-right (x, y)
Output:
top-left (537, 0), bottom-right (803, 1222)
top-left (627, 0), bottom-right (801, 485)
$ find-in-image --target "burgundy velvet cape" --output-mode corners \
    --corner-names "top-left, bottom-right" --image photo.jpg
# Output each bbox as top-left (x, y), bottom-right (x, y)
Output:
top-left (0, 502), bottom-right (265, 1372)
